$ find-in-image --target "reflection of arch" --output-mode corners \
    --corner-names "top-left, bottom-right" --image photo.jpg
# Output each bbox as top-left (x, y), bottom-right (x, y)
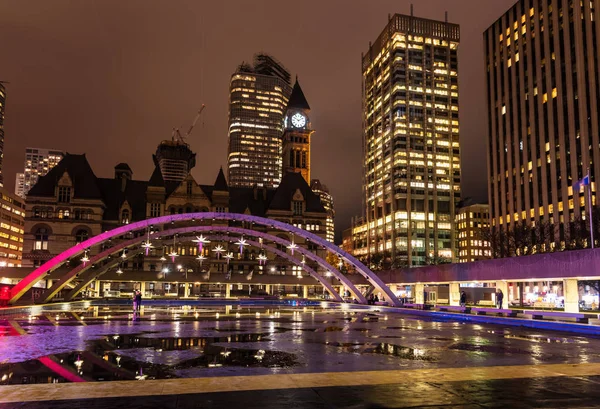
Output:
top-left (63, 234), bottom-right (344, 303)
top-left (10, 213), bottom-right (398, 306)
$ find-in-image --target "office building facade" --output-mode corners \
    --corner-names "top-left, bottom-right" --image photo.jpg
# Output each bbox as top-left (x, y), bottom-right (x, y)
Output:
top-left (357, 14), bottom-right (461, 267)
top-left (485, 0), bottom-right (600, 246)
top-left (0, 187), bottom-right (24, 267)
top-left (456, 203), bottom-right (492, 263)
top-left (15, 148), bottom-right (64, 198)
top-left (227, 54), bottom-right (292, 188)
top-left (311, 179), bottom-right (335, 243)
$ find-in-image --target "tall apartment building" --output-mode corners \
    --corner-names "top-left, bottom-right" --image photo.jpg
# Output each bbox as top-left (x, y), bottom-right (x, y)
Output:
top-left (15, 148), bottom-right (64, 198)
top-left (456, 203), bottom-right (491, 263)
top-left (485, 0), bottom-right (600, 242)
top-left (0, 82), bottom-right (6, 187)
top-left (0, 187), bottom-right (24, 267)
top-left (227, 54), bottom-right (292, 188)
top-left (311, 179), bottom-right (335, 242)
top-left (357, 13), bottom-right (461, 266)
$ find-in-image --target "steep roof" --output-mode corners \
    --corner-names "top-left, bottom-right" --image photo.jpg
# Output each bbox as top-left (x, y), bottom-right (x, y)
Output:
top-left (287, 79), bottom-right (310, 110)
top-left (268, 172), bottom-right (325, 212)
top-left (228, 187), bottom-right (274, 217)
top-left (148, 165), bottom-right (165, 188)
top-left (213, 167), bottom-right (228, 191)
top-left (97, 178), bottom-right (148, 222)
top-left (28, 153), bottom-right (103, 199)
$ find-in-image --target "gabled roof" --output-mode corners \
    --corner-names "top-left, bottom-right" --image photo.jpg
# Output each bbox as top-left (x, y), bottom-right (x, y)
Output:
top-left (28, 153), bottom-right (103, 199)
top-left (268, 172), bottom-right (325, 213)
top-left (148, 165), bottom-right (165, 188)
top-left (213, 167), bottom-right (228, 191)
top-left (287, 79), bottom-right (310, 110)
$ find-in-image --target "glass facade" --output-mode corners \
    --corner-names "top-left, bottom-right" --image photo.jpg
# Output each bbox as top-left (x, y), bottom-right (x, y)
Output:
top-left (356, 14), bottom-right (461, 267)
top-left (227, 54), bottom-right (292, 188)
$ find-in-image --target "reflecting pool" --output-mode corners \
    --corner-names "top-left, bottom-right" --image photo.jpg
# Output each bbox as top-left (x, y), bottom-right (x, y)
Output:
top-left (1, 302), bottom-right (600, 384)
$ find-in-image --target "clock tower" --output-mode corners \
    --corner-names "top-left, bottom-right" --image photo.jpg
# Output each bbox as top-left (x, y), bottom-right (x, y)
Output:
top-left (282, 78), bottom-right (313, 184)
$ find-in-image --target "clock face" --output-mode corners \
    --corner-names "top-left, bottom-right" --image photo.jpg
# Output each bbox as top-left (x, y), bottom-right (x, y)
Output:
top-left (291, 113), bottom-right (306, 128)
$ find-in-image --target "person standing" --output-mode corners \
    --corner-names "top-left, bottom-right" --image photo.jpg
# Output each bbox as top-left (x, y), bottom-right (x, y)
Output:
top-left (496, 289), bottom-right (504, 309)
top-left (132, 290), bottom-right (138, 313)
top-left (135, 290), bottom-right (142, 312)
top-left (460, 291), bottom-right (467, 307)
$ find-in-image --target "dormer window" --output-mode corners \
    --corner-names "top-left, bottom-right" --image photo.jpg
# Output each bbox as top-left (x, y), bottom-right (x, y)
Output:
top-left (293, 201), bottom-right (303, 216)
top-left (58, 186), bottom-right (71, 203)
top-left (121, 209), bottom-right (130, 224)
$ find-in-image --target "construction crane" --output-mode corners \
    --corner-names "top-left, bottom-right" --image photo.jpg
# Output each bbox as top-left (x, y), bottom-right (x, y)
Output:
top-left (172, 104), bottom-right (206, 144)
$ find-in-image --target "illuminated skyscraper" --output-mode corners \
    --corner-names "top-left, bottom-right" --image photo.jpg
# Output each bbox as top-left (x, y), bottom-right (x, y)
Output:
top-left (311, 179), bottom-right (335, 243)
top-left (15, 148), bottom-right (64, 198)
top-left (356, 13), bottom-right (461, 267)
top-left (0, 82), bottom-right (6, 187)
top-left (485, 0), bottom-right (600, 244)
top-left (227, 54), bottom-right (292, 188)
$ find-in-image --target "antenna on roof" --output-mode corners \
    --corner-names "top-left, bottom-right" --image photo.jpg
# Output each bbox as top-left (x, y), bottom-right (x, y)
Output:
top-left (410, 3), bottom-right (414, 16)
top-left (445, 11), bottom-right (448, 22)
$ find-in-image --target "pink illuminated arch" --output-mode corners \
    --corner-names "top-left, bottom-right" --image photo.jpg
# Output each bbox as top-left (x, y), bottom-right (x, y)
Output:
top-left (63, 233), bottom-right (345, 302)
top-left (10, 213), bottom-right (399, 306)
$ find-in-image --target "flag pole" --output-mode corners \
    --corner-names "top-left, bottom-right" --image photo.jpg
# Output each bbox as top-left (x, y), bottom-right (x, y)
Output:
top-left (588, 166), bottom-right (594, 249)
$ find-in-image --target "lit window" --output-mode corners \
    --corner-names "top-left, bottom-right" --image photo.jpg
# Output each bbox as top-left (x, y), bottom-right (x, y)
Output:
top-left (34, 228), bottom-right (49, 250)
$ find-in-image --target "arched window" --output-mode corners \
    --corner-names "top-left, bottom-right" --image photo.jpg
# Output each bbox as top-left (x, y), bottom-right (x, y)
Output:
top-left (169, 206), bottom-right (176, 215)
top-left (121, 209), bottom-right (130, 224)
top-left (34, 228), bottom-right (49, 250)
top-left (75, 229), bottom-right (89, 243)
top-left (186, 206), bottom-right (192, 214)
top-left (33, 208), bottom-right (40, 218)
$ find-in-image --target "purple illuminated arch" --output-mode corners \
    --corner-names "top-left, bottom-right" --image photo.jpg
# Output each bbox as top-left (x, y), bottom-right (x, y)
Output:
top-left (10, 213), bottom-right (399, 306)
top-left (62, 233), bottom-right (345, 302)
top-left (53, 227), bottom-right (361, 303)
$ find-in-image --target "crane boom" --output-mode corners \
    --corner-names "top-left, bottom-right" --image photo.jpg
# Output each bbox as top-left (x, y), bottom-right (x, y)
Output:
top-left (185, 104), bottom-right (206, 139)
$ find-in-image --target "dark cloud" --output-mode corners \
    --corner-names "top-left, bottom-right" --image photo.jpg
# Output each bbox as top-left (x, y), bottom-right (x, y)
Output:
top-left (0, 0), bottom-right (515, 241)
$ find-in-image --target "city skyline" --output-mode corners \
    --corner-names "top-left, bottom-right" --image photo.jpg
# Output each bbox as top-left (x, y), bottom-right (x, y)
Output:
top-left (0, 0), bottom-right (516, 240)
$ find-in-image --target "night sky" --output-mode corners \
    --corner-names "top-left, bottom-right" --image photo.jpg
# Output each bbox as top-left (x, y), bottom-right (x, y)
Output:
top-left (0, 0), bottom-right (515, 241)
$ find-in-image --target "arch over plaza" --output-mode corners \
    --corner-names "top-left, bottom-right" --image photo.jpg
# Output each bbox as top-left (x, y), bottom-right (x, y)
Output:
top-left (39, 226), bottom-right (363, 303)
top-left (10, 213), bottom-right (400, 306)
top-left (63, 234), bottom-right (345, 302)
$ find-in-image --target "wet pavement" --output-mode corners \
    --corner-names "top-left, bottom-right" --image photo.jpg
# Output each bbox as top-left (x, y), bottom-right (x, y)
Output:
top-left (3, 302), bottom-right (600, 407)
top-left (4, 373), bottom-right (600, 408)
top-left (2, 303), bottom-right (600, 385)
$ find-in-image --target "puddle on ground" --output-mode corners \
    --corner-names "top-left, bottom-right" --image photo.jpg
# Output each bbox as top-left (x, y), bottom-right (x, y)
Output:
top-left (502, 334), bottom-right (589, 344)
top-left (0, 332), bottom-right (296, 385)
top-left (101, 333), bottom-right (271, 351)
top-left (325, 342), bottom-right (436, 361)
